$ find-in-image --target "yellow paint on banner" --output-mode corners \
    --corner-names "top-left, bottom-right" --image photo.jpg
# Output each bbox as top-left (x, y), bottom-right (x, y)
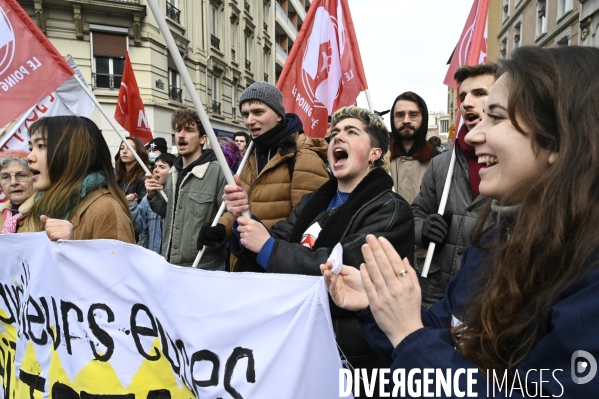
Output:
top-left (20, 337), bottom-right (195, 398)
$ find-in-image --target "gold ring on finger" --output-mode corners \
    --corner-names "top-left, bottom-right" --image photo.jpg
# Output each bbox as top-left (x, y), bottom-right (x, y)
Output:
top-left (397, 270), bottom-right (408, 278)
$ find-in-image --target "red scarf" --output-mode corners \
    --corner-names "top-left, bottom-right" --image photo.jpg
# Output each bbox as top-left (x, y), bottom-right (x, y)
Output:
top-left (457, 124), bottom-right (482, 199)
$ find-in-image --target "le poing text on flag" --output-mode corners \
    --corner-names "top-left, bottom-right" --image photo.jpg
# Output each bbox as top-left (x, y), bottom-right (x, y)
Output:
top-left (114, 52), bottom-right (153, 144)
top-left (0, 0), bottom-right (74, 129)
top-left (0, 56), bottom-right (95, 204)
top-left (0, 233), bottom-right (344, 398)
top-left (277, 0), bottom-right (367, 138)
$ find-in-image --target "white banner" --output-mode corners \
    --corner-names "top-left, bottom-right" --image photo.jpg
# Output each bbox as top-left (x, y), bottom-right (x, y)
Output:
top-left (0, 233), bottom-right (345, 398)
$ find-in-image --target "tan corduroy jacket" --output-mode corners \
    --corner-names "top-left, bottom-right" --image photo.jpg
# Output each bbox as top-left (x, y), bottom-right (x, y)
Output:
top-left (20, 187), bottom-right (135, 243)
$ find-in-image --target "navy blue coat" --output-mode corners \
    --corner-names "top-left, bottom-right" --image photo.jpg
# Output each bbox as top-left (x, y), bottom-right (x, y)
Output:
top-left (360, 228), bottom-right (599, 397)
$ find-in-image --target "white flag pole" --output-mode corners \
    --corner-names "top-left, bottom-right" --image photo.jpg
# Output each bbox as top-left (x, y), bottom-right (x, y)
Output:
top-left (71, 74), bottom-right (168, 202)
top-left (146, 0), bottom-right (245, 201)
top-left (364, 89), bottom-right (375, 113)
top-left (192, 141), bottom-right (254, 268)
top-left (0, 107), bottom-right (34, 150)
top-left (420, 137), bottom-right (458, 278)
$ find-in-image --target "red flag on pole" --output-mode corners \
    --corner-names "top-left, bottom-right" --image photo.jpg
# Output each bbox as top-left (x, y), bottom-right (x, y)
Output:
top-left (443, 0), bottom-right (490, 91)
top-left (0, 0), bottom-right (73, 129)
top-left (276, 0), bottom-right (368, 138)
top-left (114, 52), bottom-right (153, 144)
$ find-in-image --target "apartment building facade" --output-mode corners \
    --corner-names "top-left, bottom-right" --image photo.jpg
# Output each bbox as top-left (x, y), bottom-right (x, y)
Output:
top-left (17, 0), bottom-right (276, 155)
top-left (274, 0), bottom-right (311, 82)
top-left (490, 0), bottom-right (587, 61)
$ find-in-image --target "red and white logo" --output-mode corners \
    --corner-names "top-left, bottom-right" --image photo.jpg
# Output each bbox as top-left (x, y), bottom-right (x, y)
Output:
top-left (0, 6), bottom-right (16, 76)
top-left (300, 6), bottom-right (344, 115)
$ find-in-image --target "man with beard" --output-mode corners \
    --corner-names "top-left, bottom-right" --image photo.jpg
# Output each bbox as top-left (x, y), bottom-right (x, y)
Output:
top-left (197, 81), bottom-right (329, 271)
top-left (412, 63), bottom-right (498, 307)
top-left (389, 92), bottom-right (434, 205)
top-left (145, 108), bottom-right (227, 269)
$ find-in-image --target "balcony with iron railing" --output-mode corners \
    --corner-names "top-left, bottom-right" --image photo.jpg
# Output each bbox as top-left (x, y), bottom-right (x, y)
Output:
top-left (169, 86), bottom-right (182, 102)
top-left (275, 2), bottom-right (298, 37)
top-left (166, 1), bottom-right (181, 23)
top-left (231, 48), bottom-right (236, 60)
top-left (232, 107), bottom-right (237, 119)
top-left (264, 73), bottom-right (268, 81)
top-left (212, 100), bottom-right (221, 114)
top-left (92, 73), bottom-right (122, 90)
top-left (245, 59), bottom-right (251, 71)
top-left (264, 22), bottom-right (268, 31)
top-left (244, 0), bottom-right (250, 12)
top-left (211, 34), bottom-right (220, 50)
top-left (275, 43), bottom-right (288, 61)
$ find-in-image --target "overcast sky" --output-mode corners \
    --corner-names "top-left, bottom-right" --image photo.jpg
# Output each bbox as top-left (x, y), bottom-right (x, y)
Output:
top-left (349, 0), bottom-right (474, 120)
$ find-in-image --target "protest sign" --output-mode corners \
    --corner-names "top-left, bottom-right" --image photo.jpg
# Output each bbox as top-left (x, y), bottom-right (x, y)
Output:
top-left (0, 233), bottom-right (344, 398)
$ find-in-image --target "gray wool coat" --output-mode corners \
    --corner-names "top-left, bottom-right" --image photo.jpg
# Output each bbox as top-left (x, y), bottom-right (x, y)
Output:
top-left (412, 145), bottom-right (492, 308)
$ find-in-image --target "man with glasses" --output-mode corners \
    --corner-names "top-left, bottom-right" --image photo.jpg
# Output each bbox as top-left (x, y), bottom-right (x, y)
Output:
top-left (389, 91), bottom-right (434, 205)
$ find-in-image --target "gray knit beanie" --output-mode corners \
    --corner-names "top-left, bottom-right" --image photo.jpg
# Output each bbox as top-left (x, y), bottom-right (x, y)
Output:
top-left (238, 81), bottom-right (286, 118)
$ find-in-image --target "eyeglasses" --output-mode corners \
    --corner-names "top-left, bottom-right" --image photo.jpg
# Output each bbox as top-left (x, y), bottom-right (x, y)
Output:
top-left (394, 111), bottom-right (421, 121)
top-left (0, 171), bottom-right (32, 184)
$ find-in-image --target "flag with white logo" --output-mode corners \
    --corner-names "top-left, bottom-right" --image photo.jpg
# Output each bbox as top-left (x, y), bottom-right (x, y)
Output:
top-left (443, 0), bottom-right (489, 91)
top-left (277, 0), bottom-right (368, 138)
top-left (0, 0), bottom-right (74, 128)
top-left (114, 52), bottom-right (153, 143)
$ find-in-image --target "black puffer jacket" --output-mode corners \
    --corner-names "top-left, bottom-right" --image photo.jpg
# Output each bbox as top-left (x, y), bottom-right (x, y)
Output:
top-left (233, 168), bottom-right (414, 368)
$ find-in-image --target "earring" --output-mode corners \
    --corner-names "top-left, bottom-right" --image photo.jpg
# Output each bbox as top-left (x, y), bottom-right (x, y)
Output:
top-left (369, 158), bottom-right (375, 168)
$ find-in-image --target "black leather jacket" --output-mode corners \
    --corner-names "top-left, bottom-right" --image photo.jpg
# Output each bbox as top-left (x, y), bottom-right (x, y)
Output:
top-left (233, 169), bottom-right (414, 367)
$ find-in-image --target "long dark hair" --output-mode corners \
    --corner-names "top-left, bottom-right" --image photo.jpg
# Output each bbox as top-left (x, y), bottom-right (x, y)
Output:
top-left (27, 116), bottom-right (128, 229)
top-left (454, 46), bottom-right (599, 374)
top-left (115, 136), bottom-right (149, 184)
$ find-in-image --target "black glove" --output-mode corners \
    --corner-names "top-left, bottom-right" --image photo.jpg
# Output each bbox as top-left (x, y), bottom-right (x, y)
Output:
top-left (421, 213), bottom-right (449, 247)
top-left (197, 223), bottom-right (227, 250)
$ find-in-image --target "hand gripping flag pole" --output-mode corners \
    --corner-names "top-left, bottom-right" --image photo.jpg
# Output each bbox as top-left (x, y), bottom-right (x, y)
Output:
top-left (191, 141), bottom-right (255, 268)
top-left (421, 0), bottom-right (489, 278)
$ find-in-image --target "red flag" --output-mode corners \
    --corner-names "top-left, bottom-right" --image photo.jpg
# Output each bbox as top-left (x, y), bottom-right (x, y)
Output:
top-left (277, 0), bottom-right (367, 138)
top-left (0, 0), bottom-right (73, 129)
top-left (443, 0), bottom-right (489, 91)
top-left (114, 52), bottom-right (152, 143)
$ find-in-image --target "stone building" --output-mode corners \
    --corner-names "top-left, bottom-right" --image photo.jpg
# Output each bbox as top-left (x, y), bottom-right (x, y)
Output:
top-left (488, 0), bottom-right (593, 62)
top-left (16, 0), bottom-right (283, 155)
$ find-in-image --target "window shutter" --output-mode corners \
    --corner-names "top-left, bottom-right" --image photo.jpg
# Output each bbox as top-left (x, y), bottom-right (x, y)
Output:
top-left (167, 51), bottom-right (178, 71)
top-left (92, 32), bottom-right (127, 58)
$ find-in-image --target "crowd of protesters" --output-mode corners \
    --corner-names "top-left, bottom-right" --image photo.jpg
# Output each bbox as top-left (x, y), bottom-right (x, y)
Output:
top-left (1, 45), bottom-right (598, 397)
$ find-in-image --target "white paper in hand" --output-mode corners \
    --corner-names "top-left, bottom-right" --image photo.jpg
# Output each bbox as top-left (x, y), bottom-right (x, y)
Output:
top-left (327, 243), bottom-right (343, 275)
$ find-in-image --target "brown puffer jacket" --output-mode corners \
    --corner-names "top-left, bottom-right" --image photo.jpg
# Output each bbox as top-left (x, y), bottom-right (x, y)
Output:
top-left (219, 131), bottom-right (329, 268)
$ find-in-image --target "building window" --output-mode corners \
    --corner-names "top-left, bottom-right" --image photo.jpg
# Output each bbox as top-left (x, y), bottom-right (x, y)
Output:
top-left (502, 0), bottom-right (509, 21)
top-left (91, 31), bottom-right (127, 90)
top-left (500, 37), bottom-right (508, 59)
top-left (556, 34), bottom-right (570, 47)
top-left (263, 51), bottom-right (269, 81)
top-left (558, 0), bottom-right (573, 19)
top-left (536, 0), bottom-right (547, 37)
top-left (231, 84), bottom-right (237, 118)
top-left (166, 0), bottom-right (181, 23)
top-left (440, 120), bottom-right (449, 133)
top-left (211, 5), bottom-right (218, 36)
top-left (212, 76), bottom-right (220, 114)
top-left (514, 22), bottom-right (521, 49)
top-left (168, 51), bottom-right (182, 102)
top-left (245, 35), bottom-right (252, 71)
